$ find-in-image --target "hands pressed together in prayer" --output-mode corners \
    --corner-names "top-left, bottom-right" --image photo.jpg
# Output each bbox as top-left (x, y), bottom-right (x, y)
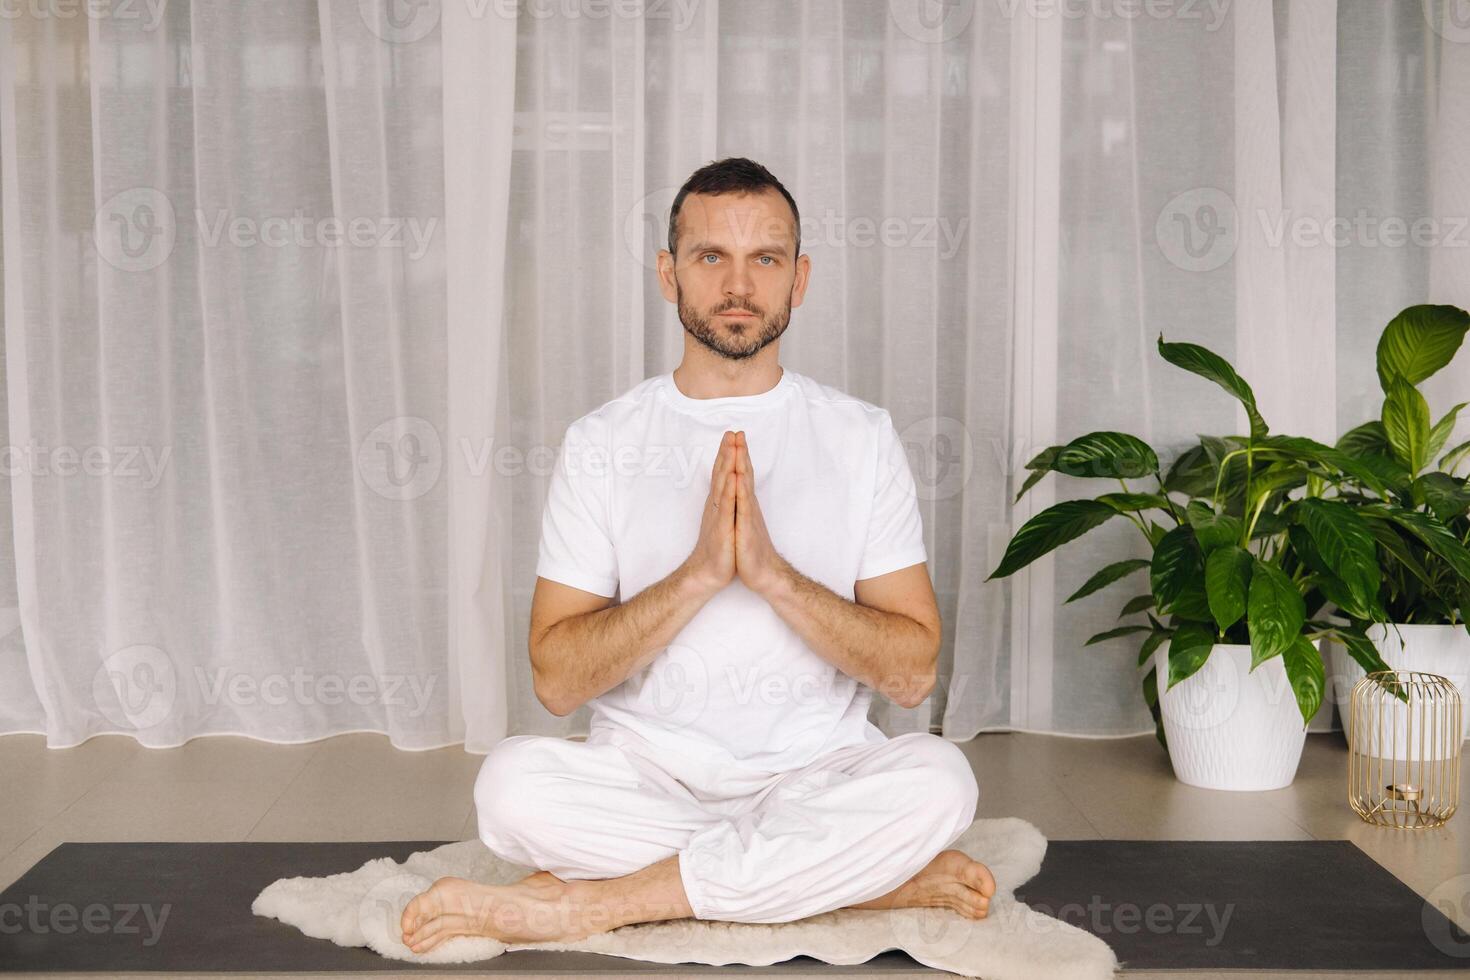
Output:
top-left (684, 430), bottom-right (790, 599)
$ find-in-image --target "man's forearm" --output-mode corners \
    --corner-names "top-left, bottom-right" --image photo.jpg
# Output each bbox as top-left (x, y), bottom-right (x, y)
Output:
top-left (532, 562), bottom-right (718, 716)
top-left (760, 558), bottom-right (939, 708)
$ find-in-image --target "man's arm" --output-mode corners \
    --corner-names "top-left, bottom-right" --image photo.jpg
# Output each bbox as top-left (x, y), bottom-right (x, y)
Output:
top-left (530, 430), bottom-right (742, 717)
top-left (759, 558), bottom-right (941, 709)
top-left (726, 429), bottom-right (939, 708)
top-left (529, 563), bottom-right (719, 717)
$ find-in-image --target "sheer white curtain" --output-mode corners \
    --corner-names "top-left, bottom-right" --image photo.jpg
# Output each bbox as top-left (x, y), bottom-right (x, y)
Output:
top-left (1, 1), bottom-right (1466, 752)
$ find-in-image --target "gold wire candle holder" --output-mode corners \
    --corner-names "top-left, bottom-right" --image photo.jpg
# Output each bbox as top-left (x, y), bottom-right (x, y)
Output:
top-left (1348, 670), bottom-right (1461, 829)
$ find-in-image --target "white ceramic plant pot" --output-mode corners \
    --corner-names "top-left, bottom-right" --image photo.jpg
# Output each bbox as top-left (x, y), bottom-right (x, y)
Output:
top-left (1327, 623), bottom-right (1470, 757)
top-left (1153, 642), bottom-right (1315, 791)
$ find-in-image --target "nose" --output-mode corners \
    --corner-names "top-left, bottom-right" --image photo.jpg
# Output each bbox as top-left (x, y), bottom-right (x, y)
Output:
top-left (722, 264), bottom-right (755, 302)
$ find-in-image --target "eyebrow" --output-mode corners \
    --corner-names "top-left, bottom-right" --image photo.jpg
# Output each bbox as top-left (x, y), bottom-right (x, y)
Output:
top-left (685, 241), bottom-right (791, 259)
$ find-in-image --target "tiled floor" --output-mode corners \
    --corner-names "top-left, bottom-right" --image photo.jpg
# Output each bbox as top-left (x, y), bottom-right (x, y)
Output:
top-left (2, 729), bottom-right (1469, 978)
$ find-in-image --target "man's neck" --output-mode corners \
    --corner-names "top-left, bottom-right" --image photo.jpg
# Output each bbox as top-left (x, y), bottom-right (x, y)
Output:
top-left (671, 355), bottom-right (784, 400)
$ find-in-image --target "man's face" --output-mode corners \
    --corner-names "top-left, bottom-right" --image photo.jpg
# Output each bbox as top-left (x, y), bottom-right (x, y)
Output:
top-left (658, 189), bottom-right (809, 361)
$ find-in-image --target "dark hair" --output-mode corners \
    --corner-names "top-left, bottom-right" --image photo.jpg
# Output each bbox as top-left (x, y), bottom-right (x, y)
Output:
top-left (667, 157), bottom-right (801, 260)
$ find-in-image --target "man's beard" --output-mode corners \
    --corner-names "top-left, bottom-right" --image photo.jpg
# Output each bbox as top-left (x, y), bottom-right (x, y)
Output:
top-left (675, 280), bottom-right (792, 361)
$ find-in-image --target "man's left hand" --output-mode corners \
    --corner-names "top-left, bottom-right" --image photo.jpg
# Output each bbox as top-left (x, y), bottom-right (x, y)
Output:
top-left (732, 430), bottom-right (789, 598)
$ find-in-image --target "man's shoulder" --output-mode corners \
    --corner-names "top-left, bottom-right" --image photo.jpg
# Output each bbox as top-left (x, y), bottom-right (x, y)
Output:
top-left (561, 375), bottom-right (665, 440)
top-left (789, 372), bottom-right (893, 431)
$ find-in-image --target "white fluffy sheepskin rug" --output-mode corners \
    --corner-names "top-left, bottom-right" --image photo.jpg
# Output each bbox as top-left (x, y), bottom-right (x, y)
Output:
top-left (252, 816), bottom-right (1118, 980)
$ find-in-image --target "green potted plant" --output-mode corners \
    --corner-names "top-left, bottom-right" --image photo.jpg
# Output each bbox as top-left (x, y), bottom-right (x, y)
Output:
top-left (1324, 303), bottom-right (1470, 750)
top-left (989, 337), bottom-right (1395, 790)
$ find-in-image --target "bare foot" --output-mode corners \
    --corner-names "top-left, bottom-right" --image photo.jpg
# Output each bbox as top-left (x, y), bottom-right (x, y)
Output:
top-left (851, 849), bottom-right (997, 919)
top-left (400, 869), bottom-right (600, 953)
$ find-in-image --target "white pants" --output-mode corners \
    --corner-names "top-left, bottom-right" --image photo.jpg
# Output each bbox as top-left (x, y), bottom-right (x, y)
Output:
top-left (472, 728), bottom-right (979, 924)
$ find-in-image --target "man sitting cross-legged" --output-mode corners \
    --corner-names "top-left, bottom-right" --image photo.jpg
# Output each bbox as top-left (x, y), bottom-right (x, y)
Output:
top-left (401, 157), bottom-right (993, 953)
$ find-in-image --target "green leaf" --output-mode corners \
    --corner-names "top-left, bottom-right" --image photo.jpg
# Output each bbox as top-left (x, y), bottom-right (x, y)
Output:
top-left (1150, 525), bottom-right (1205, 612)
top-left (1361, 515), bottom-right (1433, 589)
top-left (1252, 434), bottom-right (1391, 497)
top-left (1172, 585), bottom-right (1215, 623)
top-left (1295, 498), bottom-right (1380, 615)
top-left (1336, 420), bottom-right (1389, 457)
top-left (1085, 625), bottom-right (1153, 646)
top-left (1290, 521), bottom-right (1381, 620)
top-left (988, 500), bottom-right (1118, 579)
top-left (1065, 558), bottom-right (1152, 603)
top-left (1204, 545), bottom-right (1252, 632)
top-left (1247, 558), bottom-right (1305, 667)
top-left (1118, 593), bottom-right (1156, 617)
top-left (1349, 453), bottom-right (1413, 495)
top-left (1441, 437), bottom-right (1470, 474)
top-left (1025, 445), bottom-right (1062, 471)
top-left (1247, 462), bottom-right (1310, 504)
top-left (1055, 432), bottom-right (1159, 480)
top-left (1428, 402), bottom-right (1468, 463)
top-left (1314, 573), bottom-right (1378, 622)
top-left (1015, 445), bottom-right (1064, 502)
top-left (1281, 634), bottom-right (1325, 726)
top-left (1163, 438), bottom-right (1229, 497)
top-left (1157, 336), bottom-right (1269, 440)
top-left (1382, 376), bottom-right (1432, 474)
top-left (1376, 304), bottom-right (1470, 391)
top-left (1371, 505), bottom-right (1470, 583)
top-left (1142, 666), bottom-right (1167, 751)
top-left (1186, 500), bottom-right (1243, 552)
top-left (1096, 492), bottom-right (1170, 512)
top-left (1137, 629), bottom-right (1169, 666)
top-left (1414, 472), bottom-right (1470, 522)
top-left (1144, 521), bottom-right (1169, 548)
top-left (1250, 511), bottom-right (1291, 538)
top-left (1335, 627), bottom-right (1394, 677)
top-left (1165, 622), bottom-right (1216, 690)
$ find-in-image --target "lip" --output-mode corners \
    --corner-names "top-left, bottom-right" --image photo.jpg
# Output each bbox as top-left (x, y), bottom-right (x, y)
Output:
top-left (720, 311), bottom-right (756, 317)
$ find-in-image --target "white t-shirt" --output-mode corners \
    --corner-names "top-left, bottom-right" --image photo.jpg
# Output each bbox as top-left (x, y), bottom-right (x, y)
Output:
top-left (535, 367), bottom-right (929, 775)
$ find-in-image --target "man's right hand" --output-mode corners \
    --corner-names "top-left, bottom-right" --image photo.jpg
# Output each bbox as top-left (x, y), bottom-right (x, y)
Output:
top-left (682, 430), bottom-right (738, 596)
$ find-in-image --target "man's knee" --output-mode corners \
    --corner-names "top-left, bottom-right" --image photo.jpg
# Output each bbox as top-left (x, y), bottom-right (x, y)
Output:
top-left (473, 735), bottom-right (564, 860)
top-left (904, 734), bottom-right (979, 835)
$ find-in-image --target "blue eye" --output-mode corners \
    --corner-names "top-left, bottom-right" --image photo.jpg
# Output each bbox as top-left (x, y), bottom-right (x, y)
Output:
top-left (702, 254), bottom-right (719, 263)
top-left (758, 256), bottom-right (773, 265)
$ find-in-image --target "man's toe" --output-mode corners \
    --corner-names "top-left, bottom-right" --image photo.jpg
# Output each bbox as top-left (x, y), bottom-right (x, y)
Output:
top-left (966, 860), bottom-right (996, 898)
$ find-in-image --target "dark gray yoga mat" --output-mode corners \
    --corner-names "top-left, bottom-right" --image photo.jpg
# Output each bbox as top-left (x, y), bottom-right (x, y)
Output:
top-left (0, 840), bottom-right (915, 973)
top-left (0, 838), bottom-right (1461, 972)
top-left (1012, 839), bottom-right (1467, 972)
